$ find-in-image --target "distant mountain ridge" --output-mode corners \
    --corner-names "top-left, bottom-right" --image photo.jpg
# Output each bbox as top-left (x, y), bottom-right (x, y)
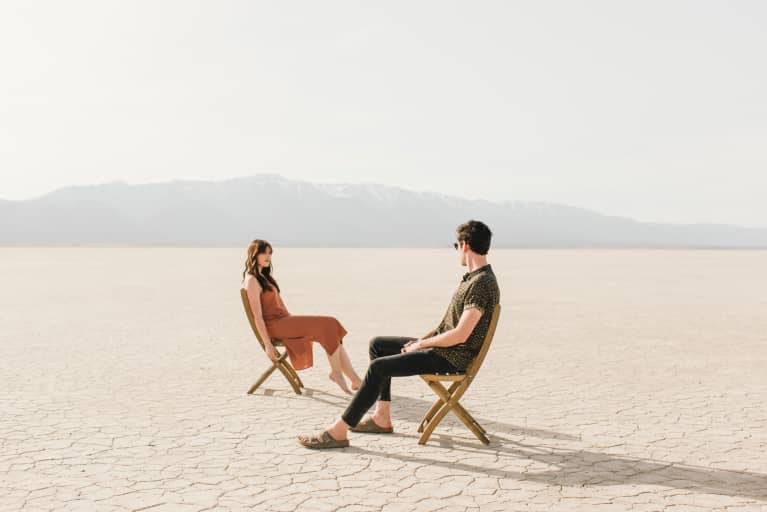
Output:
top-left (1, 174), bottom-right (766, 247)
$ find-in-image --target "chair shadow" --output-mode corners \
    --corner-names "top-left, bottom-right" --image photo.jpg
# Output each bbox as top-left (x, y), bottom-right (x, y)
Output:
top-left (255, 387), bottom-right (767, 501)
top-left (347, 432), bottom-right (767, 502)
top-left (289, 387), bottom-right (579, 442)
top-left (255, 388), bottom-right (767, 501)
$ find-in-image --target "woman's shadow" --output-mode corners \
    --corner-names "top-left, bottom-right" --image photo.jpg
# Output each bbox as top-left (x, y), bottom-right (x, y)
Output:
top-left (273, 387), bottom-right (767, 502)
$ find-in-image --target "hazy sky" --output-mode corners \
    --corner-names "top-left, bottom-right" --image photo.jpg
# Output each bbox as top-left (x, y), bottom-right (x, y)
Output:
top-left (1, 1), bottom-right (765, 226)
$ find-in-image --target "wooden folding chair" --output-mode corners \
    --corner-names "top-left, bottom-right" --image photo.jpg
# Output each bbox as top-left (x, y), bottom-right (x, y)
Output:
top-left (240, 288), bottom-right (304, 395)
top-left (417, 304), bottom-right (501, 445)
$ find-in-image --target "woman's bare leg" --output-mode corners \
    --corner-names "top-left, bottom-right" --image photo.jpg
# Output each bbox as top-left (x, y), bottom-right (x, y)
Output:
top-left (327, 347), bottom-right (351, 395)
top-left (338, 346), bottom-right (362, 390)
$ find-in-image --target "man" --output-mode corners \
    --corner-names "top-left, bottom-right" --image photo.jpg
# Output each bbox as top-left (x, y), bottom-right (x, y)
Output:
top-left (298, 220), bottom-right (500, 449)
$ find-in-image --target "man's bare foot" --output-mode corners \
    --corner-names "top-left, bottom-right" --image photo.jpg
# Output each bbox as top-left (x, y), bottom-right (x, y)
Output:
top-left (370, 412), bottom-right (393, 429)
top-left (329, 372), bottom-right (352, 395)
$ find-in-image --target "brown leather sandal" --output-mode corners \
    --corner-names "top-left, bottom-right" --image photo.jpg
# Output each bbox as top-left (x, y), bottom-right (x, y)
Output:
top-left (298, 430), bottom-right (350, 449)
top-left (350, 416), bottom-right (394, 434)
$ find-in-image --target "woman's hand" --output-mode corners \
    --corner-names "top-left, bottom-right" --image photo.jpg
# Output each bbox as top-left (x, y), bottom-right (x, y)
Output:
top-left (264, 342), bottom-right (279, 361)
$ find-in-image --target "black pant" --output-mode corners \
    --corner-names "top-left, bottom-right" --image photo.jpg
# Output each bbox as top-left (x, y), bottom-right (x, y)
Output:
top-left (341, 336), bottom-right (458, 427)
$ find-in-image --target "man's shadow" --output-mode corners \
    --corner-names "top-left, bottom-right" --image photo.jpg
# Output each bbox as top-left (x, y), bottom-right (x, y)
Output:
top-left (349, 433), bottom-right (767, 502)
top-left (293, 387), bottom-right (579, 441)
top-left (258, 387), bottom-right (767, 501)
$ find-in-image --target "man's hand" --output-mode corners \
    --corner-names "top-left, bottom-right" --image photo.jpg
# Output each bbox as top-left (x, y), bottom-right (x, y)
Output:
top-left (401, 339), bottom-right (425, 353)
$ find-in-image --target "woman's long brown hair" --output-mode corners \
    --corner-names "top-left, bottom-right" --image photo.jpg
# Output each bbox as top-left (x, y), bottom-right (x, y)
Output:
top-left (243, 239), bottom-right (280, 292)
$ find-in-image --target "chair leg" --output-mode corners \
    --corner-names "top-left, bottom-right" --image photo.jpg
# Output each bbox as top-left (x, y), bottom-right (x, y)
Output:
top-left (247, 363), bottom-right (278, 394)
top-left (283, 361), bottom-right (304, 389)
top-left (272, 347), bottom-right (303, 389)
top-left (472, 417), bottom-right (487, 435)
top-left (417, 380), bottom-right (460, 433)
top-left (452, 403), bottom-right (489, 444)
top-left (276, 360), bottom-right (302, 395)
top-left (248, 352), bottom-right (302, 395)
top-left (418, 380), bottom-right (489, 444)
top-left (418, 399), bottom-right (454, 445)
top-left (418, 398), bottom-right (444, 433)
top-left (418, 381), bottom-right (460, 444)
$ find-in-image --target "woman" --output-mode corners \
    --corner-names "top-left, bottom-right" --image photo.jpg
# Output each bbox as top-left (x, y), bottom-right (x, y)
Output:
top-left (241, 239), bottom-right (361, 394)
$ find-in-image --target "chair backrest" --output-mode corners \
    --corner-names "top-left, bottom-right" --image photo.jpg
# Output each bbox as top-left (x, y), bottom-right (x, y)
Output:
top-left (465, 304), bottom-right (502, 379)
top-left (240, 288), bottom-right (267, 349)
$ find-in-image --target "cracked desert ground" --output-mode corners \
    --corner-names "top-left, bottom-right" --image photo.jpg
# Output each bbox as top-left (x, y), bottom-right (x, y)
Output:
top-left (1, 248), bottom-right (766, 512)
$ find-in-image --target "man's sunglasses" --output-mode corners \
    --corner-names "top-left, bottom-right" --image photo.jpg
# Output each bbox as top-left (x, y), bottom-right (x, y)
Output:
top-left (453, 241), bottom-right (462, 250)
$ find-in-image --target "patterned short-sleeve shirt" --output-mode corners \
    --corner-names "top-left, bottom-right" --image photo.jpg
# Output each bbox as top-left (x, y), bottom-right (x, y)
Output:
top-left (432, 264), bottom-right (500, 371)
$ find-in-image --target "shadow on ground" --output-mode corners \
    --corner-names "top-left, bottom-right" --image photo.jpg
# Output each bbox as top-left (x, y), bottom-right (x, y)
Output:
top-left (258, 387), bottom-right (579, 441)
top-left (253, 387), bottom-right (767, 502)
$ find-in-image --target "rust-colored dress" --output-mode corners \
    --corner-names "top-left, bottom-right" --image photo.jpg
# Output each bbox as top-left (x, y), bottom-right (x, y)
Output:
top-left (261, 287), bottom-right (347, 371)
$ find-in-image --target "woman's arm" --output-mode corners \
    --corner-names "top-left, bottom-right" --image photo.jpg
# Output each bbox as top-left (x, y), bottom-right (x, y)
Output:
top-left (245, 279), bottom-right (278, 360)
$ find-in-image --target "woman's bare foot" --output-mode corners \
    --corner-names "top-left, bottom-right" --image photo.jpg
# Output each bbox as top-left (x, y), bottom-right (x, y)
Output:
top-left (350, 378), bottom-right (362, 391)
top-left (329, 372), bottom-right (352, 395)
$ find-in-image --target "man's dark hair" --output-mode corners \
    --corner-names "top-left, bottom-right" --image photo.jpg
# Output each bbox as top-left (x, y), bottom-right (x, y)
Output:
top-left (456, 220), bottom-right (492, 255)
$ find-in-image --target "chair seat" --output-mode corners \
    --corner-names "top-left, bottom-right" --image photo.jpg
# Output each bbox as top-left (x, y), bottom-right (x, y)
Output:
top-left (421, 373), bottom-right (466, 382)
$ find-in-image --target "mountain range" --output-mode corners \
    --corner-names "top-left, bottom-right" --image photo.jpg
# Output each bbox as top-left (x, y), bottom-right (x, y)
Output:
top-left (1, 174), bottom-right (766, 248)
